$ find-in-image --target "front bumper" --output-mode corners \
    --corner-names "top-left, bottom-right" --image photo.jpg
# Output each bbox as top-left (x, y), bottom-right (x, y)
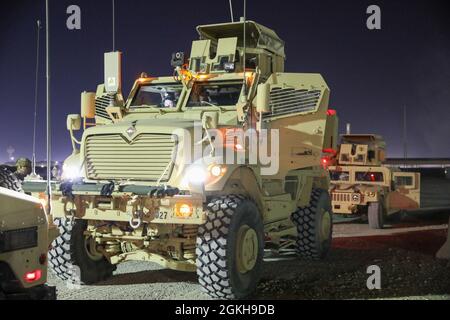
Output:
top-left (23, 180), bottom-right (206, 225)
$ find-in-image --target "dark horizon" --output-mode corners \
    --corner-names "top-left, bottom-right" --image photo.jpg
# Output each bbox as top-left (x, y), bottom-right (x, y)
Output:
top-left (1, 0), bottom-right (449, 163)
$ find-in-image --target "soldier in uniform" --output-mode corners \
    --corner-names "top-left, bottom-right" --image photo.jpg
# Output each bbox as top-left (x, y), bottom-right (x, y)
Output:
top-left (15, 157), bottom-right (32, 180)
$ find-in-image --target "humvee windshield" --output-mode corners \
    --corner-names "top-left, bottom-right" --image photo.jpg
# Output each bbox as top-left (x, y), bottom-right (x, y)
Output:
top-left (187, 81), bottom-right (242, 108)
top-left (355, 171), bottom-right (384, 182)
top-left (131, 83), bottom-right (183, 108)
top-left (330, 171), bottom-right (350, 182)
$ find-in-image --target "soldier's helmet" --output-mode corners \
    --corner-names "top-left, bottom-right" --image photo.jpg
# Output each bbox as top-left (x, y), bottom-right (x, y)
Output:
top-left (16, 157), bottom-right (32, 176)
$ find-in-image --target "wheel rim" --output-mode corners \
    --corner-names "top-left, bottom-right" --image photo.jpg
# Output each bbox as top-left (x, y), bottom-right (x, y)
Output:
top-left (236, 225), bottom-right (258, 274)
top-left (321, 209), bottom-right (332, 240)
top-left (84, 236), bottom-right (103, 261)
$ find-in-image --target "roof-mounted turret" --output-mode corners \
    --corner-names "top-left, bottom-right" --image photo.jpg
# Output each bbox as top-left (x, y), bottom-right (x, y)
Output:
top-left (188, 21), bottom-right (285, 78)
top-left (338, 134), bottom-right (387, 166)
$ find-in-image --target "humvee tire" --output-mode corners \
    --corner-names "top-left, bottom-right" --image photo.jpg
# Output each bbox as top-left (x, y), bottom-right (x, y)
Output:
top-left (196, 195), bottom-right (264, 299)
top-left (48, 218), bottom-right (115, 284)
top-left (368, 201), bottom-right (384, 229)
top-left (0, 166), bottom-right (22, 192)
top-left (291, 189), bottom-right (333, 260)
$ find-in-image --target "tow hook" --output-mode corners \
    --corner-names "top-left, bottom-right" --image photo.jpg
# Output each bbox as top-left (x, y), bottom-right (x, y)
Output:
top-left (129, 210), bottom-right (143, 229)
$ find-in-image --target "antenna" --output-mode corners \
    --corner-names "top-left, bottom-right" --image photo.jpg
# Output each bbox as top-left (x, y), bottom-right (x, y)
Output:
top-left (32, 20), bottom-right (42, 177)
top-left (242, 0), bottom-right (247, 97)
top-left (403, 105), bottom-right (408, 165)
top-left (45, 0), bottom-right (52, 209)
top-left (229, 0), bottom-right (234, 22)
top-left (112, 0), bottom-right (116, 51)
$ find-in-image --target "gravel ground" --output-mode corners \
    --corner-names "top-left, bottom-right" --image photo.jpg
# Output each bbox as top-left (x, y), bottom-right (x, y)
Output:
top-left (48, 213), bottom-right (450, 300)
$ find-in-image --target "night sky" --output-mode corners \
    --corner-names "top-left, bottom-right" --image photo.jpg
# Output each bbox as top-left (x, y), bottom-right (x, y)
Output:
top-left (0, 0), bottom-right (449, 163)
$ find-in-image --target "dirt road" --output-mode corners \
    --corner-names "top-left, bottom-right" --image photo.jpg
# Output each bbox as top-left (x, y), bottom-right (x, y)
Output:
top-left (48, 212), bottom-right (450, 300)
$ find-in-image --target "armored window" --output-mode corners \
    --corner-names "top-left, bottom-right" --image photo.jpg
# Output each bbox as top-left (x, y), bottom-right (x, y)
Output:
top-left (131, 83), bottom-right (183, 109)
top-left (330, 171), bottom-right (350, 182)
top-left (395, 176), bottom-right (413, 187)
top-left (187, 81), bottom-right (242, 108)
top-left (355, 154), bottom-right (365, 162)
top-left (355, 172), bottom-right (384, 182)
top-left (340, 154), bottom-right (350, 162)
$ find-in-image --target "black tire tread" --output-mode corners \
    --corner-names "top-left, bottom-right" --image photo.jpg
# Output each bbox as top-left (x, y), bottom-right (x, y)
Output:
top-left (291, 188), bottom-right (332, 260)
top-left (0, 166), bottom-right (22, 192)
top-left (48, 218), bottom-right (114, 284)
top-left (196, 194), bottom-right (245, 299)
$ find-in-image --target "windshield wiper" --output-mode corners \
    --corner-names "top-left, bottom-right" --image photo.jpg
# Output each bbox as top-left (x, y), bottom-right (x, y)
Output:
top-left (200, 101), bottom-right (226, 112)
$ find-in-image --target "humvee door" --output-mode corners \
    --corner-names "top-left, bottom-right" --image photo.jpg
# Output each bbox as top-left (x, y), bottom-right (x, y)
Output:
top-left (388, 172), bottom-right (421, 211)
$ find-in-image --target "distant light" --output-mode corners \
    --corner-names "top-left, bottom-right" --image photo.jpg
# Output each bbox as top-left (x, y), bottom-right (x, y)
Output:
top-left (9, 157), bottom-right (15, 161)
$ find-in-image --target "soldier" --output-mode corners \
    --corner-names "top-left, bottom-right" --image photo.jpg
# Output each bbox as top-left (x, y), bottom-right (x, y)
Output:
top-left (15, 158), bottom-right (32, 180)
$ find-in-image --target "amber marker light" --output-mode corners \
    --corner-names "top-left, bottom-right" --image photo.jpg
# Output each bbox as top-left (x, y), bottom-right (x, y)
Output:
top-left (175, 203), bottom-right (193, 218)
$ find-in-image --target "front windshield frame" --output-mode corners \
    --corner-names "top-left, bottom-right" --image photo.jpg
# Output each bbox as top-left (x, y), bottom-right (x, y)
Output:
top-left (183, 80), bottom-right (244, 110)
top-left (129, 82), bottom-right (184, 110)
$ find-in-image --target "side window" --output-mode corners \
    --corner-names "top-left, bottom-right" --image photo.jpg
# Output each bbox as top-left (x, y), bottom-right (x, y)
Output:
top-left (395, 176), bottom-right (414, 188)
top-left (340, 154), bottom-right (350, 162)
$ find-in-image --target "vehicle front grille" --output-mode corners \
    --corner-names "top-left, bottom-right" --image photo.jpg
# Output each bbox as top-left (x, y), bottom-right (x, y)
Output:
top-left (332, 192), bottom-right (351, 202)
top-left (85, 133), bottom-right (177, 181)
top-left (262, 88), bottom-right (321, 121)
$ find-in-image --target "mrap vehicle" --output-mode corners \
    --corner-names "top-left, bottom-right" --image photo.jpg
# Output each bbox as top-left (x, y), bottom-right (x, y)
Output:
top-left (0, 167), bottom-right (56, 299)
top-left (328, 134), bottom-right (421, 229)
top-left (24, 20), bottom-right (338, 299)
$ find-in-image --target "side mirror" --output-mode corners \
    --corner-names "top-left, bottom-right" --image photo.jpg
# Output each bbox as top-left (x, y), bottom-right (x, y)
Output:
top-left (256, 83), bottom-right (271, 113)
top-left (81, 91), bottom-right (96, 119)
top-left (67, 114), bottom-right (81, 131)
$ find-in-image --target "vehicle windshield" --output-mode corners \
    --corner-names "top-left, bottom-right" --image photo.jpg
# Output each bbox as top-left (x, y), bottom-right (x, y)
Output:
top-left (131, 83), bottom-right (183, 108)
top-left (187, 81), bottom-right (242, 108)
top-left (330, 171), bottom-right (350, 182)
top-left (355, 171), bottom-right (384, 182)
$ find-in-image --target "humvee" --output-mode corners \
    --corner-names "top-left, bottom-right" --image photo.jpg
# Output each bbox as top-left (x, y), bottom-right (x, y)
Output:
top-left (24, 20), bottom-right (338, 299)
top-left (0, 167), bottom-right (56, 299)
top-left (328, 134), bottom-right (420, 229)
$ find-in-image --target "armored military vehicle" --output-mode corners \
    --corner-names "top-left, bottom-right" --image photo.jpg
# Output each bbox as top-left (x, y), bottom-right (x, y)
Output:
top-left (0, 166), bottom-right (56, 299)
top-left (328, 134), bottom-right (420, 229)
top-left (24, 20), bottom-right (338, 299)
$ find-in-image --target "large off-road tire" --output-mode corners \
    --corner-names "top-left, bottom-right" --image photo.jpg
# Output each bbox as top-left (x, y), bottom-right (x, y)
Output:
top-left (0, 166), bottom-right (22, 192)
top-left (48, 218), bottom-right (115, 284)
top-left (291, 188), bottom-right (333, 260)
top-left (196, 195), bottom-right (264, 299)
top-left (368, 201), bottom-right (385, 229)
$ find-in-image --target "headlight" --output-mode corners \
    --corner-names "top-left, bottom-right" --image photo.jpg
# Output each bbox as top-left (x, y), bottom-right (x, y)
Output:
top-left (352, 193), bottom-right (361, 202)
top-left (209, 164), bottom-right (226, 177)
top-left (184, 165), bottom-right (208, 185)
top-left (0, 227), bottom-right (38, 253)
top-left (62, 163), bottom-right (82, 180)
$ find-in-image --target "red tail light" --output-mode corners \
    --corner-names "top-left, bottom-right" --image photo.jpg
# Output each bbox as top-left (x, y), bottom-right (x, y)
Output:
top-left (327, 109), bottom-right (337, 116)
top-left (24, 269), bottom-right (42, 283)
